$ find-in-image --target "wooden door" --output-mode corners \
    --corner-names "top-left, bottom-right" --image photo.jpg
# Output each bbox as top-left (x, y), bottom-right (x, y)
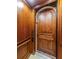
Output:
top-left (17, 1), bottom-right (35, 59)
top-left (37, 7), bottom-right (56, 56)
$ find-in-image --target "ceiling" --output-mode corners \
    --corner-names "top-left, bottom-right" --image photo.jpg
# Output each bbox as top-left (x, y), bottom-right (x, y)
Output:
top-left (24, 0), bottom-right (56, 8)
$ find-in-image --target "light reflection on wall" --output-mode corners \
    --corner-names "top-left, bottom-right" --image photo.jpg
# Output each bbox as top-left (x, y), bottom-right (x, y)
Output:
top-left (38, 12), bottom-right (52, 22)
top-left (17, 1), bottom-right (24, 11)
top-left (46, 12), bottom-right (52, 20)
top-left (38, 14), bottom-right (45, 22)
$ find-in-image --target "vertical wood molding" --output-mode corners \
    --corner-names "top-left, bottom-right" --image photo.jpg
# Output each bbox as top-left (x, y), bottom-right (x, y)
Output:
top-left (57, 0), bottom-right (62, 59)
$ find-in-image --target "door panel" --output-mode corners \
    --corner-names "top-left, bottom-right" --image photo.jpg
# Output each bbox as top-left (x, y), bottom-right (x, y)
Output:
top-left (37, 8), bottom-right (56, 56)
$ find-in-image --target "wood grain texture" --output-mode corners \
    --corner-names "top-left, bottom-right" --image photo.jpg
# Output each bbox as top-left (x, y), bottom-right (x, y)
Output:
top-left (17, 39), bottom-right (34, 59)
top-left (37, 8), bottom-right (56, 56)
top-left (17, 0), bottom-right (62, 59)
top-left (57, 0), bottom-right (62, 59)
top-left (17, 1), bottom-right (35, 59)
top-left (37, 34), bottom-right (56, 56)
top-left (17, 1), bottom-right (35, 44)
top-left (24, 0), bottom-right (56, 8)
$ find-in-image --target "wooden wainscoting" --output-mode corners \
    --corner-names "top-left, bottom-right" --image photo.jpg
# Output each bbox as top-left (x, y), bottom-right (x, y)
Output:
top-left (17, 37), bottom-right (34, 59)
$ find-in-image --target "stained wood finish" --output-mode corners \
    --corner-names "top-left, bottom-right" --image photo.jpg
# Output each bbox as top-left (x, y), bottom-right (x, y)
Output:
top-left (17, 38), bottom-right (34, 59)
top-left (17, 1), bottom-right (35, 59)
top-left (37, 8), bottom-right (56, 56)
top-left (38, 34), bottom-right (56, 56)
top-left (24, 0), bottom-right (56, 8)
top-left (57, 0), bottom-right (62, 59)
top-left (17, 0), bottom-right (62, 59)
top-left (17, 1), bottom-right (35, 44)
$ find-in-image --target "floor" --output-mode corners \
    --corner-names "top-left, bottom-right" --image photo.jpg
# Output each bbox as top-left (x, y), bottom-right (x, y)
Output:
top-left (29, 51), bottom-right (56, 59)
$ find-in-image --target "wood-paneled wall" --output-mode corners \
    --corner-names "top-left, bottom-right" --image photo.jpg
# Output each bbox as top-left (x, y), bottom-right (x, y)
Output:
top-left (17, 39), bottom-right (33, 59)
top-left (17, 1), bottom-right (35, 59)
top-left (17, 0), bottom-right (62, 59)
top-left (17, 1), bottom-right (35, 44)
